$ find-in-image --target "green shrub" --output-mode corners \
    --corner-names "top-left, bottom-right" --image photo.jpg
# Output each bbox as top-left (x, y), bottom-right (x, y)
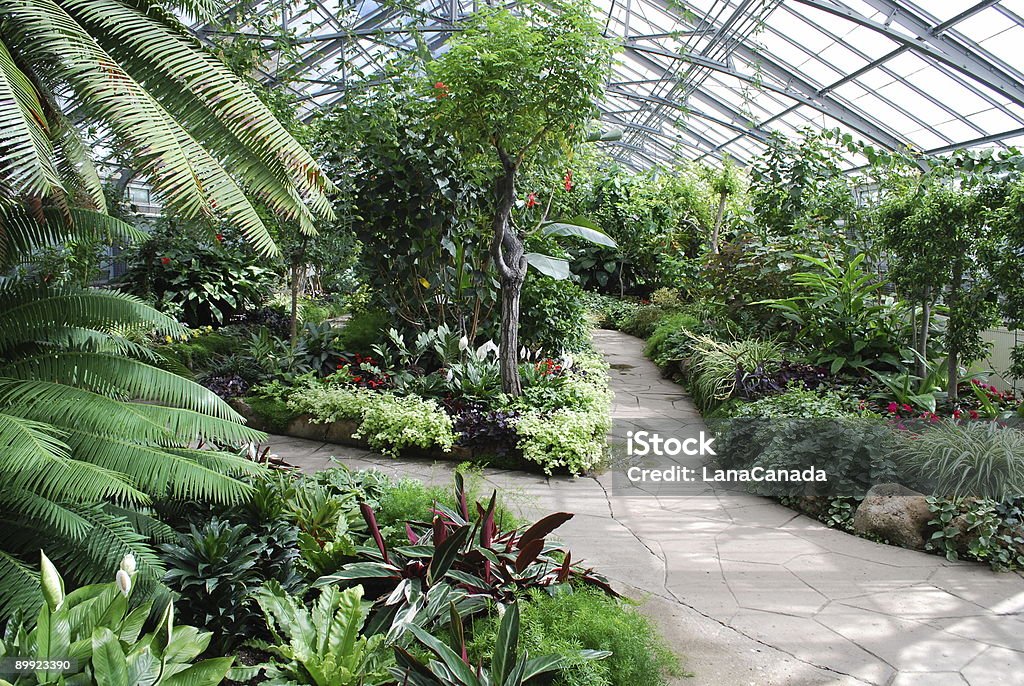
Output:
top-left (895, 421), bottom-right (1024, 500)
top-left (686, 334), bottom-right (783, 410)
top-left (245, 395), bottom-right (301, 433)
top-left (337, 309), bottom-right (390, 355)
top-left (286, 384), bottom-right (456, 456)
top-left (519, 275), bottom-right (591, 353)
top-left (728, 385), bottom-right (856, 419)
top-left (467, 588), bottom-right (680, 686)
top-left (643, 312), bottom-right (700, 365)
top-left (508, 352), bottom-right (613, 475)
top-left (118, 223), bottom-right (275, 326)
top-left (620, 304), bottom-right (672, 338)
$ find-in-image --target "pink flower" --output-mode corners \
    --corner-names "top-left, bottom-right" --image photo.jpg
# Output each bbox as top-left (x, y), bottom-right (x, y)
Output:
top-left (563, 170), bottom-right (573, 192)
top-left (886, 402), bottom-right (899, 414)
top-left (901, 404), bottom-right (913, 413)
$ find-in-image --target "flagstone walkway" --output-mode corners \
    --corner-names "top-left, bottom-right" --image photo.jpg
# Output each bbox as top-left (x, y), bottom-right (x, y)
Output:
top-left (267, 329), bottom-right (1024, 686)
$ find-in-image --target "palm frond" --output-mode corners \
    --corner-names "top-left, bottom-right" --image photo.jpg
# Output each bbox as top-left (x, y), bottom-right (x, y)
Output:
top-left (0, 284), bottom-right (184, 351)
top-left (66, 431), bottom-right (255, 503)
top-left (0, 37), bottom-right (65, 205)
top-left (0, 551), bottom-right (40, 623)
top-left (0, 0), bottom-right (280, 255)
top-left (63, 0), bottom-right (335, 228)
top-left (0, 205), bottom-right (145, 268)
top-left (3, 351), bottom-right (245, 421)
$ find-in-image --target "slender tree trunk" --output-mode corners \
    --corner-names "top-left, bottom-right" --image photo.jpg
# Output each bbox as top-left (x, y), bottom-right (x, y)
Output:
top-left (946, 272), bottom-right (962, 403)
top-left (909, 301), bottom-right (918, 364)
top-left (711, 193), bottom-right (727, 254)
top-left (490, 153), bottom-right (526, 396)
top-left (918, 293), bottom-right (931, 378)
top-left (289, 239), bottom-right (306, 348)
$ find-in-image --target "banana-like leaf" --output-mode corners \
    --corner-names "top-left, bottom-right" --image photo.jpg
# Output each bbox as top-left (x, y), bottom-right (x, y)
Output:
top-left (525, 252), bottom-right (571, 280)
top-left (540, 218), bottom-right (617, 248)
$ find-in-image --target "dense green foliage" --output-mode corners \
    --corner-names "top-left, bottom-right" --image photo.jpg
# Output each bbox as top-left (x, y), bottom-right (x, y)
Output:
top-left (468, 588), bottom-right (680, 686)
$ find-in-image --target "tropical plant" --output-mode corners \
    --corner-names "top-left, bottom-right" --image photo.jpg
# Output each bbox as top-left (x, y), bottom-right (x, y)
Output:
top-left (117, 223), bottom-right (275, 326)
top-left (159, 520), bottom-right (265, 653)
top-left (895, 421), bottom-right (1024, 500)
top-left (249, 581), bottom-right (392, 686)
top-left (0, 275), bottom-right (265, 622)
top-left (428, 0), bottom-right (616, 395)
top-left (1, 0), bottom-right (333, 624)
top-left (317, 476), bottom-right (616, 639)
top-left (0, 0), bottom-right (334, 252)
top-left (758, 252), bottom-right (905, 373)
top-left (0, 552), bottom-right (231, 686)
top-left (684, 334), bottom-right (784, 410)
top-left (391, 600), bottom-right (609, 686)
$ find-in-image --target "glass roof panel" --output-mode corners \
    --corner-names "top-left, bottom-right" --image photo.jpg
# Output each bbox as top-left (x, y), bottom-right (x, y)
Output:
top-left (189, 0), bottom-right (1024, 169)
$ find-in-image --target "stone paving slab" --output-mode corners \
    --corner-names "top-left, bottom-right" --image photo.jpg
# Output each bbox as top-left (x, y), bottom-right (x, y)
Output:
top-left (265, 329), bottom-right (1024, 686)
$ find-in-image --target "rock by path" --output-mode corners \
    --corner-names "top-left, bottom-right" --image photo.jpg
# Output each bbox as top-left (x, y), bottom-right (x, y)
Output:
top-left (267, 329), bottom-right (1024, 686)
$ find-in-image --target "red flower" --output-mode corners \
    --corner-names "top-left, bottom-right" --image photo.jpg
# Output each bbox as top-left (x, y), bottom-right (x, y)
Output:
top-left (901, 404), bottom-right (913, 413)
top-left (433, 82), bottom-right (449, 99)
top-left (215, 233), bottom-right (223, 242)
top-left (953, 409), bottom-right (962, 419)
top-left (160, 256), bottom-right (171, 265)
top-left (968, 410), bottom-right (980, 419)
top-left (353, 376), bottom-right (362, 383)
top-left (526, 193), bottom-right (539, 208)
top-left (886, 402), bottom-right (899, 414)
top-left (563, 170), bottom-right (573, 192)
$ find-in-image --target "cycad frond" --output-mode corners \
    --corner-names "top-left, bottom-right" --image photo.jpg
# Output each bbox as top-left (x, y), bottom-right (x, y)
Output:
top-left (63, 0), bottom-right (335, 228)
top-left (3, 352), bottom-right (244, 421)
top-left (0, 412), bottom-right (146, 506)
top-left (0, 0), bottom-right (280, 255)
top-left (0, 37), bottom-right (65, 205)
top-left (0, 205), bottom-right (144, 268)
top-left (66, 431), bottom-right (255, 504)
top-left (0, 487), bottom-right (94, 540)
top-left (0, 284), bottom-right (184, 351)
top-left (0, 551), bottom-right (40, 622)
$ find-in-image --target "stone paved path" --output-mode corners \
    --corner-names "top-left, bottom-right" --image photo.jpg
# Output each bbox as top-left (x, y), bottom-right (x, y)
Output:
top-left (267, 329), bottom-right (1024, 686)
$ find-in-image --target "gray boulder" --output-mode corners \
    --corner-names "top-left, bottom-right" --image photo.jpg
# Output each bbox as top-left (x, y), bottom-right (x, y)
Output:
top-left (853, 483), bottom-right (933, 550)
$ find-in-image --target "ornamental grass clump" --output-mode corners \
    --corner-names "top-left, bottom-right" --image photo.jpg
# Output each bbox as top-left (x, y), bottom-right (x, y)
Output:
top-left (895, 421), bottom-right (1024, 500)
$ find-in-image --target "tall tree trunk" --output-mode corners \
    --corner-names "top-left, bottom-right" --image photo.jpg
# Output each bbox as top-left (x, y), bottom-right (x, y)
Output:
top-left (909, 300), bottom-right (918, 366)
top-left (946, 272), bottom-right (962, 403)
top-left (710, 193), bottom-right (726, 254)
top-left (918, 292), bottom-right (931, 379)
top-left (490, 154), bottom-right (526, 396)
top-left (289, 239), bottom-right (306, 349)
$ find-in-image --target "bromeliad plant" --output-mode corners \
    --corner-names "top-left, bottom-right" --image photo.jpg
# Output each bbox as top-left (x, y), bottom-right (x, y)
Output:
top-left (391, 600), bottom-right (610, 686)
top-left (0, 552), bottom-right (231, 686)
top-left (316, 475), bottom-right (616, 641)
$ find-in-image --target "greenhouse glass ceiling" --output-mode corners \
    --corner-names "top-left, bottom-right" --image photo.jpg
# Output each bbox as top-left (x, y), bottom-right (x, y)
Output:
top-left (193, 0), bottom-right (1024, 170)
